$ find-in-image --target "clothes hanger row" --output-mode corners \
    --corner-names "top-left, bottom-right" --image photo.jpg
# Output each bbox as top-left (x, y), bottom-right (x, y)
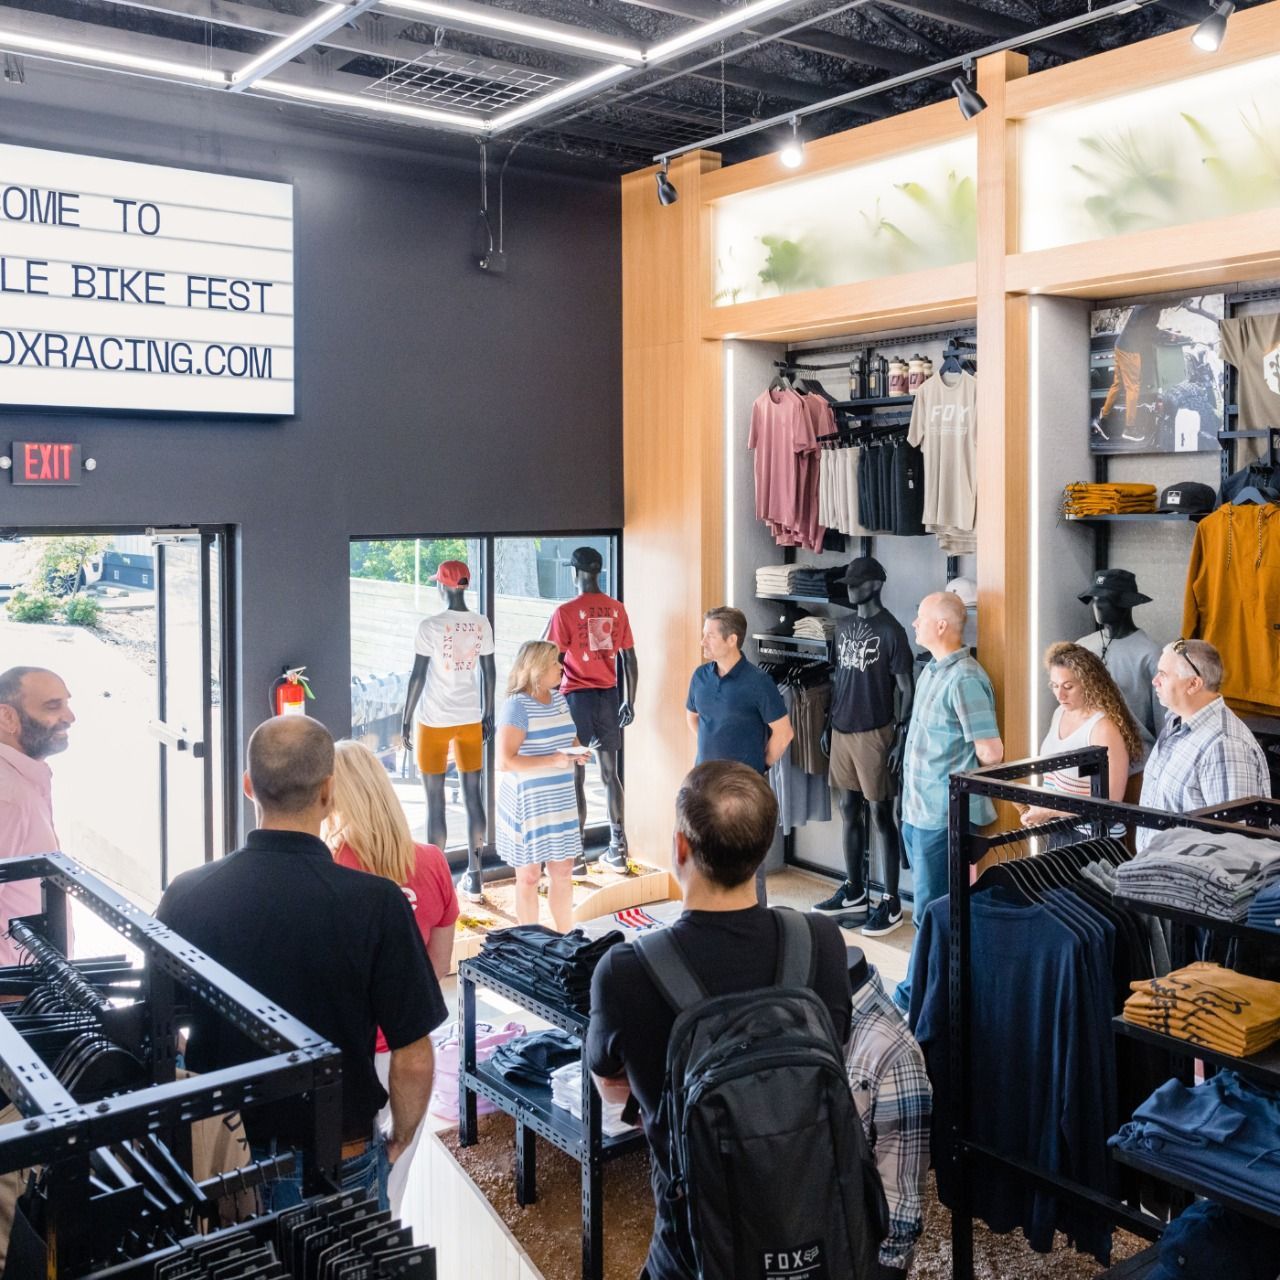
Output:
top-left (974, 828), bottom-right (1129, 902)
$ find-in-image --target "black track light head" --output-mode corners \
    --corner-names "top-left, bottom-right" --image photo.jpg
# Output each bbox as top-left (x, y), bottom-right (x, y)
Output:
top-left (1192, 0), bottom-right (1234, 51)
top-left (951, 61), bottom-right (987, 120)
top-left (655, 163), bottom-right (679, 206)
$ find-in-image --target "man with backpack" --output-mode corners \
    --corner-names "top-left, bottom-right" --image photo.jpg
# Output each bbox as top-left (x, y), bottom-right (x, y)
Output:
top-left (587, 761), bottom-right (886, 1280)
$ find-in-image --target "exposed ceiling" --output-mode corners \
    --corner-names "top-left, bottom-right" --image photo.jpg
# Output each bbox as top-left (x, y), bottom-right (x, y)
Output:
top-left (0, 0), bottom-right (1263, 171)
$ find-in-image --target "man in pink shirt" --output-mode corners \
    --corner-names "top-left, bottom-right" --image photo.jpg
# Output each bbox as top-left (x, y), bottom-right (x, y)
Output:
top-left (0, 666), bottom-right (75, 964)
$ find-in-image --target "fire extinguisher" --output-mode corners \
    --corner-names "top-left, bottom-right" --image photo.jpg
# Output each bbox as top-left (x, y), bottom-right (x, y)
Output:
top-left (271, 666), bottom-right (315, 717)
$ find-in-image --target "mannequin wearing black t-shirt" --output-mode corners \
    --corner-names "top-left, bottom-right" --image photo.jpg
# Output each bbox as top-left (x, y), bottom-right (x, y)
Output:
top-left (817, 566), bottom-right (913, 933)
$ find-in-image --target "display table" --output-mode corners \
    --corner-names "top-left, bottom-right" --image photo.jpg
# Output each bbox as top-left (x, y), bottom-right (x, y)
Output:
top-left (457, 955), bottom-right (646, 1280)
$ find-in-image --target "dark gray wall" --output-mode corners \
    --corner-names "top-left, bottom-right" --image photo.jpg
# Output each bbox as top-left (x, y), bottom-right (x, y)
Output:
top-left (0, 64), bottom-right (622, 784)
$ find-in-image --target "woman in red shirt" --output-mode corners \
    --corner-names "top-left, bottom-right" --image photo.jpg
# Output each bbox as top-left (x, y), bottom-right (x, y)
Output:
top-left (326, 739), bottom-right (459, 1213)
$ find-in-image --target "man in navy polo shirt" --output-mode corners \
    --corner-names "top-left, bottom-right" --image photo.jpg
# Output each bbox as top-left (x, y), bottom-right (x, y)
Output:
top-left (686, 606), bottom-right (792, 904)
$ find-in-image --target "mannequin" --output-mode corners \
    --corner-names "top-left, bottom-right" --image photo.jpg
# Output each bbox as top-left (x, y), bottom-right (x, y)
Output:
top-left (815, 558), bottom-right (913, 936)
top-left (545, 547), bottom-right (638, 873)
top-left (1074, 568), bottom-right (1163, 757)
top-left (401, 561), bottom-right (495, 903)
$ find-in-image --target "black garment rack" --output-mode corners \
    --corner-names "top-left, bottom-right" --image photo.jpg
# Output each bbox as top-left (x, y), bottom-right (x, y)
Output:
top-left (0, 852), bottom-right (343, 1277)
top-left (945, 750), bottom-right (1280, 1280)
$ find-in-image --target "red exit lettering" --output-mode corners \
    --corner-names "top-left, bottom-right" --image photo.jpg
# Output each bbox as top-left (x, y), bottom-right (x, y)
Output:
top-left (11, 441), bottom-right (82, 486)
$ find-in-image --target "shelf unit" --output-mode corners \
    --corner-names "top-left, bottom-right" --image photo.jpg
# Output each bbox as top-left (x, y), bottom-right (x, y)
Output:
top-left (457, 956), bottom-right (645, 1280)
top-left (1110, 1148), bottom-right (1280, 1231)
top-left (1111, 1018), bottom-right (1280, 1090)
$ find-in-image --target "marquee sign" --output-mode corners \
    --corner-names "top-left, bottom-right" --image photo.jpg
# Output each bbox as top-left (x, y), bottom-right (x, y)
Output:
top-left (0, 144), bottom-right (294, 415)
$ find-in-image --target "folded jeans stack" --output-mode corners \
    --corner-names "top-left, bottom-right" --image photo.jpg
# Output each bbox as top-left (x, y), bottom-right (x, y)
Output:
top-left (1247, 881), bottom-right (1280, 933)
top-left (1062, 482), bottom-right (1157, 517)
top-left (1114, 828), bottom-right (1280, 921)
top-left (549, 1060), bottom-right (634, 1137)
top-left (1108, 1071), bottom-right (1280, 1215)
top-left (488, 1029), bottom-right (581, 1087)
top-left (479, 925), bottom-right (624, 1013)
top-left (1122, 961), bottom-right (1280, 1056)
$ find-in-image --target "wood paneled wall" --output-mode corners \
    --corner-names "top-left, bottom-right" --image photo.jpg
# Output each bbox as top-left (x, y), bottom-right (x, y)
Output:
top-left (622, 152), bottom-right (722, 866)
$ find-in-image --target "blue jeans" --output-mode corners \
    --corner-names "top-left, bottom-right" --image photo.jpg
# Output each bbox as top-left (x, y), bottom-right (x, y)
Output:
top-left (252, 1133), bottom-right (390, 1212)
top-left (893, 824), bottom-right (949, 1013)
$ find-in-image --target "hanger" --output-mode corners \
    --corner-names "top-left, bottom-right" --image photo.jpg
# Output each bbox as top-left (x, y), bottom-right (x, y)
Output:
top-left (939, 342), bottom-right (964, 375)
top-left (1231, 480), bottom-right (1280, 506)
top-left (769, 367), bottom-right (795, 393)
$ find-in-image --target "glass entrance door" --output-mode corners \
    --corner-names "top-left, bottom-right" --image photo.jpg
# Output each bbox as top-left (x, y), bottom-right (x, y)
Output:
top-left (150, 531), bottom-right (226, 887)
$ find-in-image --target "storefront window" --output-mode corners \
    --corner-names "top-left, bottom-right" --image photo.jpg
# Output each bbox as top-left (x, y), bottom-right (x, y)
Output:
top-left (1019, 53), bottom-right (1280, 252)
top-left (711, 137), bottom-right (977, 306)
top-left (349, 533), bottom-right (619, 855)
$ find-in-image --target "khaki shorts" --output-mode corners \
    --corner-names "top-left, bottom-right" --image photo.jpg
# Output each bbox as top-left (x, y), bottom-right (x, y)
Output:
top-left (829, 724), bottom-right (895, 801)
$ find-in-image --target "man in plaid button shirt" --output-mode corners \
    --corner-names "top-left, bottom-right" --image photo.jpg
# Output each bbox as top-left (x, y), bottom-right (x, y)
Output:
top-left (1138, 639), bottom-right (1270, 850)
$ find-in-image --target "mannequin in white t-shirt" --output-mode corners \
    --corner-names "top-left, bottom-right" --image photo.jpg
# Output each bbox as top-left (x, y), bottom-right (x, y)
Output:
top-left (401, 562), bottom-right (495, 903)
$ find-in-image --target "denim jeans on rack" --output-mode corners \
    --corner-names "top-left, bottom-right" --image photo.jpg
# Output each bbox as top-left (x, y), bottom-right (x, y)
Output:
top-left (252, 1132), bottom-right (390, 1212)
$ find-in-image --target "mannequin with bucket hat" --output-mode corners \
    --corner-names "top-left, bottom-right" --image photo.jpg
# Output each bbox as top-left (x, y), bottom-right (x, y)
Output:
top-left (1075, 568), bottom-right (1164, 754)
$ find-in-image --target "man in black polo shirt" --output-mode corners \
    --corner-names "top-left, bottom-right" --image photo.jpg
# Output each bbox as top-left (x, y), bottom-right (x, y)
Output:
top-left (586, 761), bottom-right (851, 1280)
top-left (157, 715), bottom-right (446, 1210)
top-left (685, 605), bottom-right (792, 905)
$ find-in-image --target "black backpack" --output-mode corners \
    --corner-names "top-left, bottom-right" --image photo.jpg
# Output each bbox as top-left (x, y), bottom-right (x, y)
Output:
top-left (633, 908), bottom-right (888, 1280)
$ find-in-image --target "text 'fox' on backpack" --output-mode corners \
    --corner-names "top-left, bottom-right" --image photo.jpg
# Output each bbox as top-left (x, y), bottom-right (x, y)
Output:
top-left (633, 907), bottom-right (888, 1280)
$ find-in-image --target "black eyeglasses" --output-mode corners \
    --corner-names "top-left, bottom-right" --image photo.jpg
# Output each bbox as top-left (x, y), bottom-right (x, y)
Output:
top-left (1172, 638), bottom-right (1203, 680)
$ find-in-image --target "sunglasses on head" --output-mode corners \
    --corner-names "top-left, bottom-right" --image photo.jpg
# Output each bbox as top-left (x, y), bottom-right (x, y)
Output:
top-left (1172, 638), bottom-right (1202, 680)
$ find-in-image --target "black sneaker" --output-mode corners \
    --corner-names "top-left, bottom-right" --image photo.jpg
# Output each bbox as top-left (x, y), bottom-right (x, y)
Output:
top-left (862, 897), bottom-right (903, 937)
top-left (813, 882), bottom-right (867, 916)
top-left (601, 846), bottom-right (630, 873)
top-left (458, 870), bottom-right (484, 904)
top-left (571, 855), bottom-right (589, 876)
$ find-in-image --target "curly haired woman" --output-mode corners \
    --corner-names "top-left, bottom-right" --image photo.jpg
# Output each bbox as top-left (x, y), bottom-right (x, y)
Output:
top-left (1020, 641), bottom-right (1145, 830)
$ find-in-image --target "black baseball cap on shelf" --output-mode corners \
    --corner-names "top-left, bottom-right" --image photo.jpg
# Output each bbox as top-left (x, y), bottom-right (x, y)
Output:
top-left (1157, 481), bottom-right (1216, 515)
top-left (1077, 569), bottom-right (1152, 607)
top-left (570, 546), bottom-right (604, 572)
top-left (840, 556), bottom-right (887, 586)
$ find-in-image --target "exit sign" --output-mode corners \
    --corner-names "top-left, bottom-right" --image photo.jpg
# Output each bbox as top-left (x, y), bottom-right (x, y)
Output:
top-left (11, 441), bottom-right (81, 485)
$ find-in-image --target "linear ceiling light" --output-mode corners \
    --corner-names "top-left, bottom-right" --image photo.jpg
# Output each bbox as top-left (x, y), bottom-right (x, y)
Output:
top-left (232, 1), bottom-right (378, 90)
top-left (0, 27), bottom-right (229, 83)
top-left (646, 0), bottom-right (811, 63)
top-left (379, 0), bottom-right (644, 63)
top-left (255, 77), bottom-right (486, 129)
top-left (489, 62), bottom-right (631, 132)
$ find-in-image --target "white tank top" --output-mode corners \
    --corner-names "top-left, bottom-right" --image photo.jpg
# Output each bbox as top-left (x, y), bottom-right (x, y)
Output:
top-left (1040, 707), bottom-right (1105, 798)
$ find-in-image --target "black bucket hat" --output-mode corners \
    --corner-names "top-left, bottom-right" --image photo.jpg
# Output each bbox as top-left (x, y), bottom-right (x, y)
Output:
top-left (1078, 568), bottom-right (1152, 608)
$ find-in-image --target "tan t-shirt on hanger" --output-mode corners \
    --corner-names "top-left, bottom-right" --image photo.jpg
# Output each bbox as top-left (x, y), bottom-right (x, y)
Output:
top-left (907, 369), bottom-right (978, 534)
top-left (1220, 314), bottom-right (1280, 466)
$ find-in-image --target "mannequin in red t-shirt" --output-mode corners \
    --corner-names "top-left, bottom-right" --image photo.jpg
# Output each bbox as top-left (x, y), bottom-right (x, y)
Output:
top-left (545, 547), bottom-right (638, 873)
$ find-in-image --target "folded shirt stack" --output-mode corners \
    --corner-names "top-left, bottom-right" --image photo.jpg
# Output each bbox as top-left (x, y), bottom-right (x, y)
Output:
top-left (1114, 828), bottom-right (1280, 921)
top-left (488, 1029), bottom-right (580, 1088)
top-left (479, 925), bottom-right (624, 1013)
top-left (1108, 1071), bottom-right (1280, 1215)
top-left (549, 1060), bottom-right (634, 1137)
top-left (754, 565), bottom-right (829, 598)
top-left (1122, 961), bottom-right (1280, 1056)
top-left (1062, 482), bottom-right (1157, 517)
top-left (793, 616), bottom-right (836, 641)
top-left (1247, 880), bottom-right (1280, 933)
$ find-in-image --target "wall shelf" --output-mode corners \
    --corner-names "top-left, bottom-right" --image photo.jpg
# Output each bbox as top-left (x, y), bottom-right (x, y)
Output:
top-left (1063, 513), bottom-right (1199, 524)
top-left (752, 632), bottom-right (830, 649)
top-left (756, 593), bottom-right (831, 604)
top-left (1112, 1017), bottom-right (1280, 1090)
top-left (833, 394), bottom-right (916, 410)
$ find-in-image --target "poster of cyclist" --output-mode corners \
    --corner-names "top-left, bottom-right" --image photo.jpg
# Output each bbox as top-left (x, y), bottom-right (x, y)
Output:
top-left (1090, 295), bottom-right (1224, 454)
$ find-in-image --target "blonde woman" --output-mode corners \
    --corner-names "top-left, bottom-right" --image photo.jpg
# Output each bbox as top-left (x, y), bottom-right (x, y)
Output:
top-left (496, 640), bottom-right (589, 931)
top-left (1020, 641), bottom-right (1145, 833)
top-left (327, 739), bottom-right (458, 1215)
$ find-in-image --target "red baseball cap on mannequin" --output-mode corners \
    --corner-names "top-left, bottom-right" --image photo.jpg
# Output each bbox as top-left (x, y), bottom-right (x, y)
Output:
top-left (431, 560), bottom-right (471, 588)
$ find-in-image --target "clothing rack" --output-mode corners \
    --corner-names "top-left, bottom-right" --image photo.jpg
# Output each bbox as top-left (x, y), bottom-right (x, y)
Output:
top-left (945, 750), bottom-right (1280, 1279)
top-left (0, 852), bottom-right (344, 1277)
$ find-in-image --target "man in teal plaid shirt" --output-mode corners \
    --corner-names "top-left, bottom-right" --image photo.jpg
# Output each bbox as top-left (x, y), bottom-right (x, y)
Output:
top-left (893, 591), bottom-right (1002, 1013)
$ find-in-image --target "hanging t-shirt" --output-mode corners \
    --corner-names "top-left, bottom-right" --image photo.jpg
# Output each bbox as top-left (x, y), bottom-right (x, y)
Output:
top-left (748, 389), bottom-right (817, 538)
top-left (1220, 314), bottom-right (1280, 467)
top-left (548, 592), bottom-right (634, 693)
top-left (414, 609), bottom-right (495, 726)
top-left (830, 609), bottom-right (914, 734)
top-left (907, 370), bottom-right (978, 534)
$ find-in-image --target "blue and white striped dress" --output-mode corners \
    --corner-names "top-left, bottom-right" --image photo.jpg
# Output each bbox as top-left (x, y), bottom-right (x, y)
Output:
top-left (496, 691), bottom-right (584, 867)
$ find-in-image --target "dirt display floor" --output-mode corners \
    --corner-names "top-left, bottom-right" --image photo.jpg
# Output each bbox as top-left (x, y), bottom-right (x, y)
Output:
top-left (443, 1114), bottom-right (1147, 1280)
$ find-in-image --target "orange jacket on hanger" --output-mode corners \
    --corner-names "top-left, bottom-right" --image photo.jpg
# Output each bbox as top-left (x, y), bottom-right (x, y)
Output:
top-left (1182, 502), bottom-right (1280, 712)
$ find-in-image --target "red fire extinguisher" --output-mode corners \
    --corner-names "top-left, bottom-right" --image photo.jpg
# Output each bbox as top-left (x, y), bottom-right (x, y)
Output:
top-left (271, 666), bottom-right (315, 717)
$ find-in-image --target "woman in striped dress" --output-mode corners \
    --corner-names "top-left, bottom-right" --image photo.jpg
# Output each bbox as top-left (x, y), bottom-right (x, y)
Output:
top-left (496, 639), bottom-right (589, 931)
